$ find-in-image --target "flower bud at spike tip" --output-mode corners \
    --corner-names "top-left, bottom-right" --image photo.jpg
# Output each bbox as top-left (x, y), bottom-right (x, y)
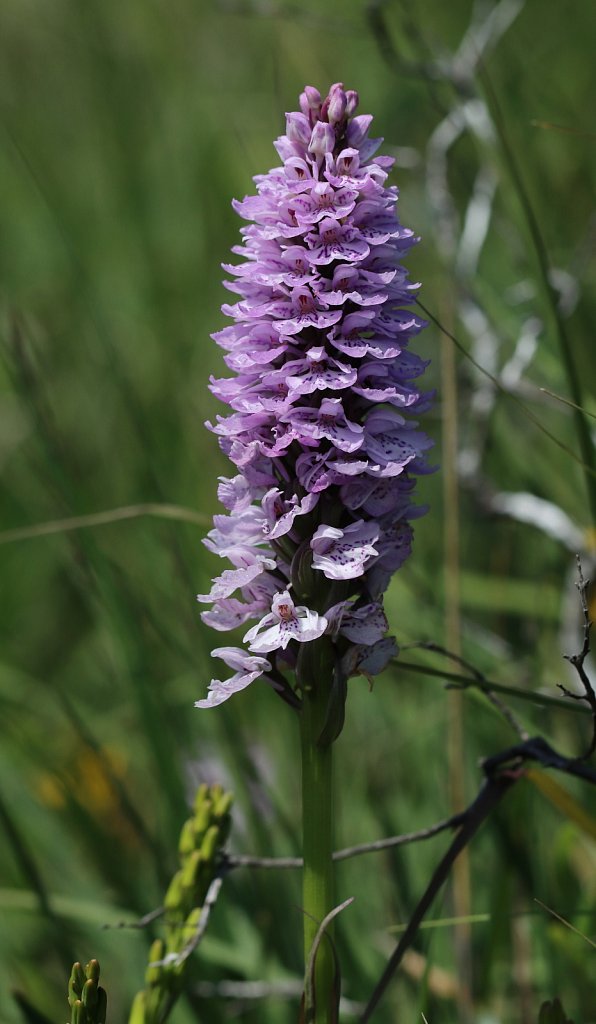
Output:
top-left (327, 86), bottom-right (347, 125)
top-left (198, 84), bottom-right (434, 719)
top-left (300, 86), bottom-right (322, 123)
top-left (345, 89), bottom-right (359, 116)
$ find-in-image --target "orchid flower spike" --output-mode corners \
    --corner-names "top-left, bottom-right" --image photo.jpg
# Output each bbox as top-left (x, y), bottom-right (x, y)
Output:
top-left (197, 84), bottom-right (433, 719)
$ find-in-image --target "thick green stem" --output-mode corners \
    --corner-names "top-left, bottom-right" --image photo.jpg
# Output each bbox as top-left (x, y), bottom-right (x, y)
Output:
top-left (301, 679), bottom-right (335, 1024)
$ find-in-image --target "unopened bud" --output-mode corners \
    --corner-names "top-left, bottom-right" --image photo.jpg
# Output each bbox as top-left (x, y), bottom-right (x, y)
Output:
top-left (308, 121), bottom-right (335, 158)
top-left (285, 112), bottom-right (311, 145)
top-left (329, 83), bottom-right (348, 125)
top-left (345, 90), bottom-right (359, 116)
top-left (328, 87), bottom-right (347, 126)
top-left (302, 86), bottom-right (321, 111)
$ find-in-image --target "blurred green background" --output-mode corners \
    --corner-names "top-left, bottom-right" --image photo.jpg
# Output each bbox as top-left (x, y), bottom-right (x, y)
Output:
top-left (1, 1), bottom-right (596, 1022)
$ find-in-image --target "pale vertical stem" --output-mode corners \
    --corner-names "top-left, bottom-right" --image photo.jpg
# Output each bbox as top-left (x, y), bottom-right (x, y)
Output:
top-left (301, 680), bottom-right (334, 1024)
top-left (441, 317), bottom-right (473, 1021)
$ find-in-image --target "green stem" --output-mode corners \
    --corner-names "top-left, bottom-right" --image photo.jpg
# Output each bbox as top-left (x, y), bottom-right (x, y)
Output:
top-left (301, 679), bottom-right (335, 1024)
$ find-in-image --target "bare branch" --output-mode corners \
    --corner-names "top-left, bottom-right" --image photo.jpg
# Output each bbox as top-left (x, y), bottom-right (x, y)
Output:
top-left (360, 736), bottom-right (596, 1023)
top-left (396, 655), bottom-right (591, 714)
top-left (557, 556), bottom-right (595, 756)
top-left (402, 642), bottom-right (529, 739)
top-left (360, 772), bottom-right (516, 1023)
top-left (104, 906), bottom-right (165, 931)
top-left (332, 816), bottom-right (463, 862)
top-left (223, 815), bottom-right (465, 872)
top-left (193, 978), bottom-right (364, 1016)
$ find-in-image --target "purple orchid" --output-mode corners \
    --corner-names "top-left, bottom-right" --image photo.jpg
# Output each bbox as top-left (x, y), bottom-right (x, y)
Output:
top-left (197, 83), bottom-right (433, 714)
top-left (244, 591), bottom-right (329, 654)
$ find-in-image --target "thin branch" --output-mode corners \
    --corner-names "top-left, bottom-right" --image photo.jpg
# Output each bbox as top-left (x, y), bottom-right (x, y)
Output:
top-left (104, 906), bottom-right (165, 931)
top-left (483, 736), bottom-right (596, 784)
top-left (223, 815), bottom-right (465, 872)
top-left (193, 978), bottom-right (364, 1016)
top-left (408, 642), bottom-right (528, 739)
top-left (557, 556), bottom-right (596, 757)
top-left (395, 657), bottom-right (591, 715)
top-left (332, 815), bottom-right (463, 862)
top-left (360, 736), bottom-right (596, 1023)
top-left (225, 853), bottom-right (302, 870)
top-left (360, 772), bottom-right (516, 1023)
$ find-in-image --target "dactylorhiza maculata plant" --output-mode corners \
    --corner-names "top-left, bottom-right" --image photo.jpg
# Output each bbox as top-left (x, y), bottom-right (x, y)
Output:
top-left (197, 83), bottom-right (433, 724)
top-left (197, 82), bottom-right (433, 1021)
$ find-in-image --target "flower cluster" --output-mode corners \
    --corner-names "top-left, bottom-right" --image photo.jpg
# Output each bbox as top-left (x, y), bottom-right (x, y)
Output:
top-left (197, 83), bottom-right (433, 711)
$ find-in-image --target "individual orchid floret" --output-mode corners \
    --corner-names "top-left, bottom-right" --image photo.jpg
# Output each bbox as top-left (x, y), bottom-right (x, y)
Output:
top-left (195, 648), bottom-right (272, 709)
top-left (244, 592), bottom-right (328, 654)
top-left (311, 521), bottom-right (379, 581)
top-left (197, 82), bottom-right (433, 714)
